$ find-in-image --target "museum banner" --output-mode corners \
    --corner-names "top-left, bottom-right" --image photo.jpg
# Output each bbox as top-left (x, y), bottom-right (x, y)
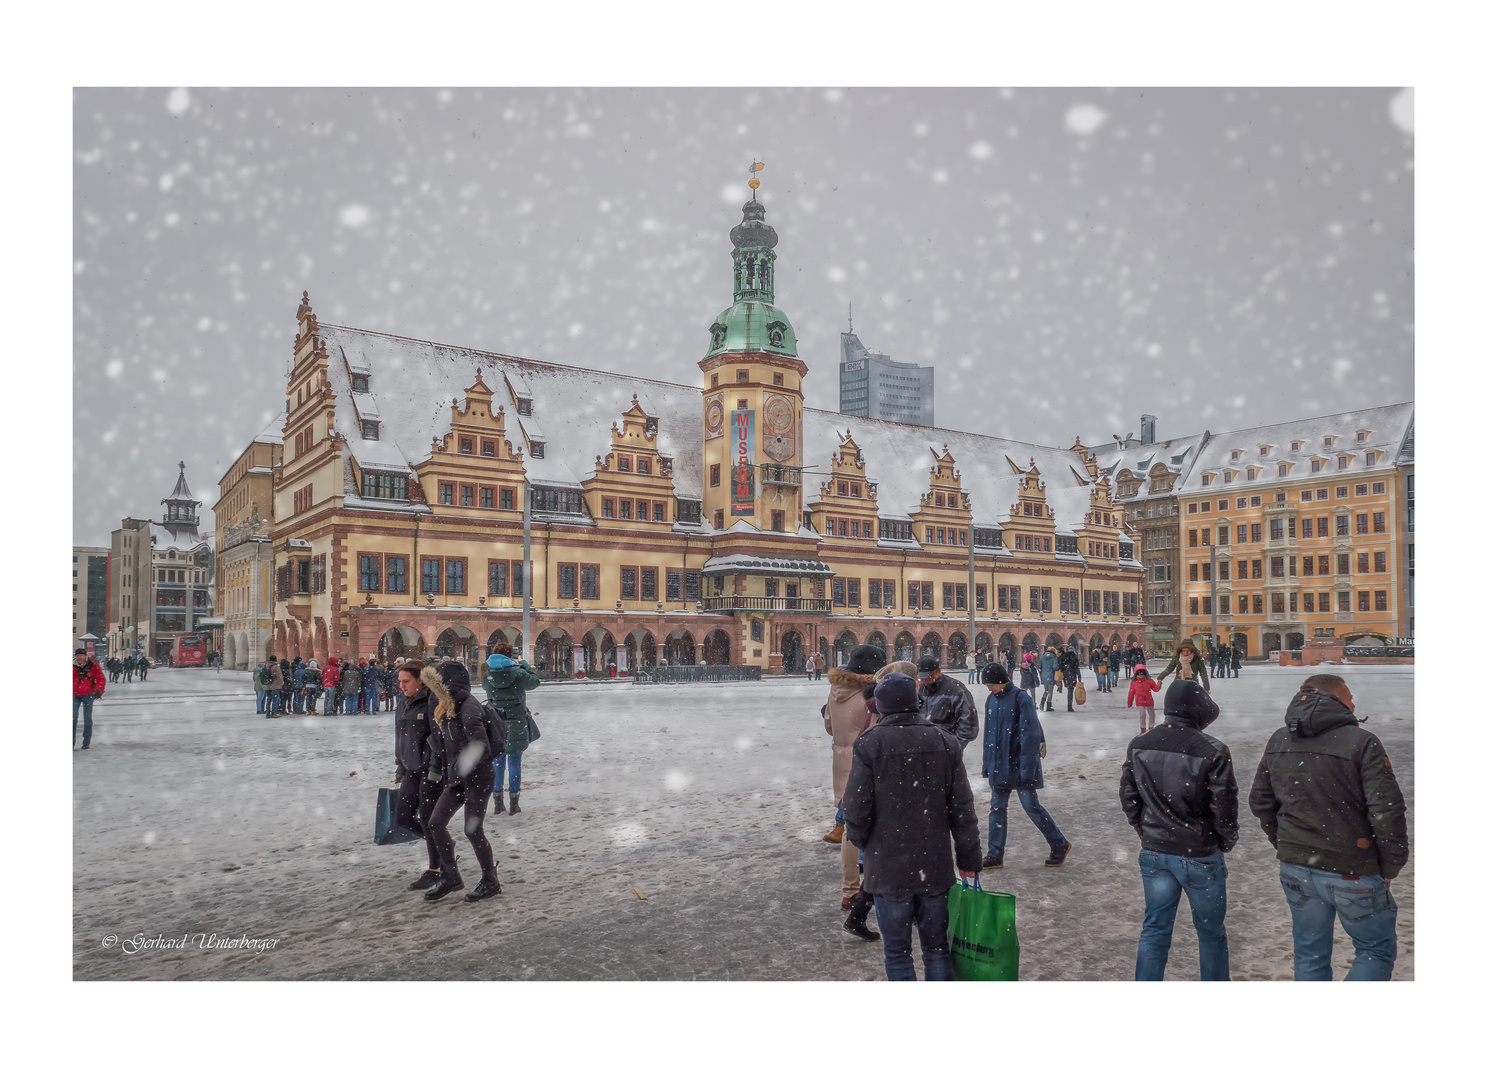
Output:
top-left (731, 408), bottom-right (755, 515)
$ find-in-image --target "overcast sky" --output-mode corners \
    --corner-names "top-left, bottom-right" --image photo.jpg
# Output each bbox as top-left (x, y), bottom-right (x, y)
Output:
top-left (72, 87), bottom-right (1413, 545)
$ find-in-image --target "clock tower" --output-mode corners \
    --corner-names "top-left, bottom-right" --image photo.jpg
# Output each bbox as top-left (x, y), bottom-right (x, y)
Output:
top-left (699, 176), bottom-right (806, 534)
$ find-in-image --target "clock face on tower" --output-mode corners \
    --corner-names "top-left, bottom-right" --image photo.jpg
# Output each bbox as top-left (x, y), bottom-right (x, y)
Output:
top-left (705, 396), bottom-right (724, 440)
top-left (762, 392), bottom-right (796, 463)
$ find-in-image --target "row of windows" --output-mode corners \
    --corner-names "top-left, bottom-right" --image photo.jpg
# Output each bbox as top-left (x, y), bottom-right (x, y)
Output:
top-left (1189, 512), bottom-right (1387, 547)
top-left (926, 526), bottom-right (969, 546)
top-left (1188, 549), bottom-right (1391, 582)
top-left (1204, 450), bottom-right (1382, 485)
top-left (1188, 483), bottom-right (1388, 516)
top-left (601, 498), bottom-right (669, 522)
top-left (1188, 590), bottom-right (1389, 616)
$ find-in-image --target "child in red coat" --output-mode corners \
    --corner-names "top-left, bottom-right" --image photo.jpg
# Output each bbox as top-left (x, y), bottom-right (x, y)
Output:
top-left (1127, 664), bottom-right (1161, 732)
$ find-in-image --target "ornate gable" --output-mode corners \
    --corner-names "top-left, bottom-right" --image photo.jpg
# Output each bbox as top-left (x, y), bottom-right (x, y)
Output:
top-left (807, 430), bottom-right (880, 543)
top-left (581, 395), bottom-right (678, 527)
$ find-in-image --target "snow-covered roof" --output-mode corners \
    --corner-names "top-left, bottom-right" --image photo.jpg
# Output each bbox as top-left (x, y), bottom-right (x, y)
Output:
top-left (802, 410), bottom-right (1101, 532)
top-left (254, 411), bottom-right (286, 446)
top-left (315, 323), bottom-right (1137, 533)
top-left (1094, 432), bottom-right (1207, 502)
top-left (1177, 402), bottom-right (1413, 495)
top-left (320, 324), bottom-right (705, 500)
top-left (701, 554), bottom-right (835, 577)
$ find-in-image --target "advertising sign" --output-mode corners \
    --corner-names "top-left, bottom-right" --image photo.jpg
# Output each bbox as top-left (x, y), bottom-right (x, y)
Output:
top-left (731, 409), bottom-right (755, 515)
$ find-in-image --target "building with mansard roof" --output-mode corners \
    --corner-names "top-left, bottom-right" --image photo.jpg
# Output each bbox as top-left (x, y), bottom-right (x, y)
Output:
top-left (268, 188), bottom-right (1146, 675)
top-left (1172, 402), bottom-right (1415, 657)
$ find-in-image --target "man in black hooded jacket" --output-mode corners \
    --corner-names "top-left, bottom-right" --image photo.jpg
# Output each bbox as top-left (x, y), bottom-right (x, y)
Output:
top-left (843, 673), bottom-right (983, 981)
top-left (393, 661), bottom-right (444, 892)
top-left (1120, 679), bottom-right (1236, 980)
top-left (424, 660), bottom-right (502, 902)
top-left (1249, 673), bottom-right (1407, 980)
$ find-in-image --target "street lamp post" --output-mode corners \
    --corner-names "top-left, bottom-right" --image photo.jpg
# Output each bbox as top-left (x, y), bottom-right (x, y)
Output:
top-left (522, 477), bottom-right (532, 666)
top-left (1209, 543), bottom-right (1218, 653)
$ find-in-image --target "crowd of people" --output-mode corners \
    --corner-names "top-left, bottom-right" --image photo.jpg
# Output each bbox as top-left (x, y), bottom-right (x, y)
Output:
top-left (101, 653), bottom-right (151, 682)
top-left (252, 654), bottom-right (404, 717)
top-left (823, 641), bottom-right (1409, 982)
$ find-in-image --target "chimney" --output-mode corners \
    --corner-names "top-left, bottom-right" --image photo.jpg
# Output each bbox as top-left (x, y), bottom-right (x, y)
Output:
top-left (1140, 414), bottom-right (1158, 445)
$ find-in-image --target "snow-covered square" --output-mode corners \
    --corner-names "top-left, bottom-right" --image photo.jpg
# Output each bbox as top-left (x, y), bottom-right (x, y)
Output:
top-left (72, 664), bottom-right (1413, 980)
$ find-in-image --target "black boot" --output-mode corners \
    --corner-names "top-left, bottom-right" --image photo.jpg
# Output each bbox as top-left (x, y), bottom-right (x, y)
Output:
top-left (1045, 841), bottom-right (1073, 867)
top-left (508, 792), bottom-right (521, 815)
top-left (493, 791), bottom-right (505, 814)
top-left (424, 873), bottom-right (464, 901)
top-left (841, 890), bottom-right (880, 942)
top-left (408, 869), bottom-right (442, 891)
top-left (464, 875), bottom-right (502, 902)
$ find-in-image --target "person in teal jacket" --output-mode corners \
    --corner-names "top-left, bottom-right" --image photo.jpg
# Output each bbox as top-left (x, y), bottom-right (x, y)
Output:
top-left (483, 640), bottom-right (542, 815)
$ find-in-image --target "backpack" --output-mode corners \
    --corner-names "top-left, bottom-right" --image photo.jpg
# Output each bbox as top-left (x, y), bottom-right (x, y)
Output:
top-left (482, 703), bottom-right (508, 757)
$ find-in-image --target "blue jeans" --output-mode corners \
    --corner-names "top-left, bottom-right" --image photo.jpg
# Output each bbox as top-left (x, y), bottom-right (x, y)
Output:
top-left (835, 800), bottom-right (845, 827)
top-left (493, 751), bottom-right (523, 794)
top-left (987, 786), bottom-right (1066, 857)
top-left (268, 689), bottom-right (283, 715)
top-left (872, 891), bottom-right (954, 981)
top-left (1136, 849), bottom-right (1230, 981)
top-left (291, 689), bottom-right (304, 714)
top-left (255, 689), bottom-right (267, 713)
top-left (73, 695), bottom-right (95, 746)
top-left (1279, 863), bottom-right (1397, 980)
top-left (365, 686), bottom-right (380, 713)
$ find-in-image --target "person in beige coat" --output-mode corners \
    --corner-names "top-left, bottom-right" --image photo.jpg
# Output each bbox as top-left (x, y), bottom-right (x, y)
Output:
top-left (820, 645), bottom-right (887, 908)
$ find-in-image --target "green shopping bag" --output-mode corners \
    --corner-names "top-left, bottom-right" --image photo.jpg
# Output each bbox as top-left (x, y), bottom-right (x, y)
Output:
top-left (947, 878), bottom-right (1018, 980)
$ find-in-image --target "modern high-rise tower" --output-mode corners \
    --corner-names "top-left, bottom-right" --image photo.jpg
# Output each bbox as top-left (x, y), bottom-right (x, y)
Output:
top-left (837, 326), bottom-right (935, 427)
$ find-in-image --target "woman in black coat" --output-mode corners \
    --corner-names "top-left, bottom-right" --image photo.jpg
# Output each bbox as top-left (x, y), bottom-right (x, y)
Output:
top-left (422, 660), bottom-right (501, 902)
top-left (393, 662), bottom-right (445, 891)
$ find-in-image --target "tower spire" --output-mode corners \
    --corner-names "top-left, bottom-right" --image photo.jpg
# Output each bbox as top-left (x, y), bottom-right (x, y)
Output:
top-left (848, 302), bottom-right (853, 334)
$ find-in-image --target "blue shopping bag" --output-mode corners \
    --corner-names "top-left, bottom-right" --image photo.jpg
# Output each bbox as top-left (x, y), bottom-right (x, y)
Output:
top-left (374, 787), bottom-right (420, 845)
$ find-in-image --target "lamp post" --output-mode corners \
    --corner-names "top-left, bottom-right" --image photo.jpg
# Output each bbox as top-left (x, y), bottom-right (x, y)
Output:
top-left (522, 476), bottom-right (532, 666)
top-left (1209, 542), bottom-right (1218, 653)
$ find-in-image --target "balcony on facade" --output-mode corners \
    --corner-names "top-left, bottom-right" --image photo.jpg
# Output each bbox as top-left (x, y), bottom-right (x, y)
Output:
top-left (758, 463), bottom-right (803, 488)
top-left (702, 595), bottom-right (834, 614)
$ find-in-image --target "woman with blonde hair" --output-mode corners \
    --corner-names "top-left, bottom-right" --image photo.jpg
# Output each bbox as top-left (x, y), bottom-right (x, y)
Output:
top-left (421, 660), bottom-right (502, 902)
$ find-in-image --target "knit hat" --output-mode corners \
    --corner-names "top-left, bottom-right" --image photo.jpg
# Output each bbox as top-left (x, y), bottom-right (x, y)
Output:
top-left (873, 672), bottom-right (919, 714)
top-left (1163, 679), bottom-right (1220, 729)
top-left (845, 644), bottom-right (887, 675)
top-left (982, 663), bottom-right (1011, 686)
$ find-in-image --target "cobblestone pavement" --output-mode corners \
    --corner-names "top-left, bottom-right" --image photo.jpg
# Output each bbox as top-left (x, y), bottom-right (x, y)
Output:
top-left (73, 665), bottom-right (1412, 980)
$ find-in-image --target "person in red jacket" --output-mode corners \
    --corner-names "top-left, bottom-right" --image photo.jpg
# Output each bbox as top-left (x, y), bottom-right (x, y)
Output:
top-left (1127, 663), bottom-right (1162, 733)
top-left (321, 658), bottom-right (342, 714)
top-left (73, 649), bottom-right (107, 749)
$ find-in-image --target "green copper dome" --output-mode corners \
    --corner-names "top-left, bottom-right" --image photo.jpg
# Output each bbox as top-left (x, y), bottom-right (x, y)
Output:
top-left (704, 199), bottom-right (798, 359)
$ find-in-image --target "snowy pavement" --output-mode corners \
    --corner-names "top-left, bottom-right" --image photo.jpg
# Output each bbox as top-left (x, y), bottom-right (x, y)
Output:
top-left (72, 664), bottom-right (1413, 980)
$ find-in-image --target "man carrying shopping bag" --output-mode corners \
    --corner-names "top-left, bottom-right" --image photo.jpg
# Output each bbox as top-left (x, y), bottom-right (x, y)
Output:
top-left (842, 672), bottom-right (983, 981)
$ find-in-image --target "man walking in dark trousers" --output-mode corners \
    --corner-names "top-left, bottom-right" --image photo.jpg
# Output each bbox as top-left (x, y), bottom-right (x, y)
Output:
top-left (1249, 673), bottom-right (1408, 980)
top-left (842, 673), bottom-right (982, 981)
top-left (1120, 679), bottom-right (1237, 980)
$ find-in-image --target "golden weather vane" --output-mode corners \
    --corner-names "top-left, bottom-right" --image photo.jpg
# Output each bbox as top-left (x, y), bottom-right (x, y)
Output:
top-left (748, 159), bottom-right (764, 196)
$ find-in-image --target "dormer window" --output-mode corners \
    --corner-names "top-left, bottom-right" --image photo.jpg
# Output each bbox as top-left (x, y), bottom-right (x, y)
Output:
top-left (838, 482), bottom-right (847, 496)
top-left (1338, 455), bottom-right (1349, 469)
top-left (530, 440), bottom-right (544, 459)
top-left (636, 456), bottom-right (651, 475)
top-left (709, 323), bottom-right (727, 350)
top-left (351, 373), bottom-right (370, 392)
top-left (850, 483), bottom-right (860, 497)
top-left (515, 397), bottom-right (532, 417)
top-left (1259, 445), bottom-right (1270, 457)
top-left (360, 420), bottom-right (379, 440)
top-left (1201, 473), bottom-right (1212, 486)
top-left (767, 320), bottom-right (787, 348)
top-left (936, 492), bottom-right (945, 507)
top-left (1291, 441), bottom-right (1301, 452)
top-left (617, 455), bottom-right (631, 472)
top-left (459, 437), bottom-right (474, 455)
top-left (1356, 431), bottom-right (1369, 443)
top-left (1230, 450), bottom-right (1240, 462)
top-left (1246, 467), bottom-right (1257, 481)
top-left (1364, 451), bottom-right (1376, 467)
top-left (1323, 436), bottom-right (1335, 448)
top-left (481, 439), bottom-right (496, 457)
top-left (1278, 463), bottom-right (1289, 477)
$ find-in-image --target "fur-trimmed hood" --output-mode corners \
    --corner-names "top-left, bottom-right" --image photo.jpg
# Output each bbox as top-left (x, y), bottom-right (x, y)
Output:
top-left (827, 667), bottom-right (878, 690)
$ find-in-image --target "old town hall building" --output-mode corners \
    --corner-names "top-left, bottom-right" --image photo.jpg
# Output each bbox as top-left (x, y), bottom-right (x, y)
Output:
top-left (268, 191), bottom-right (1147, 675)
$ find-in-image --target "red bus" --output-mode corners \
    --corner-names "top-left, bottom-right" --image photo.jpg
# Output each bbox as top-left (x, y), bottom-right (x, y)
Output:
top-left (171, 634), bottom-right (207, 668)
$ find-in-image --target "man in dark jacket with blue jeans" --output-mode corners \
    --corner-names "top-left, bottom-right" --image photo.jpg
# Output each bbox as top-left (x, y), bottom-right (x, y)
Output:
top-left (1120, 679), bottom-right (1237, 980)
top-left (980, 664), bottom-right (1071, 869)
top-left (1249, 673), bottom-right (1408, 980)
top-left (842, 673), bottom-right (983, 981)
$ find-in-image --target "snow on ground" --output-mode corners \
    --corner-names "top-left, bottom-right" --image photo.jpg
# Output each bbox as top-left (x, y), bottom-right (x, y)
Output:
top-left (73, 664), bottom-right (1413, 980)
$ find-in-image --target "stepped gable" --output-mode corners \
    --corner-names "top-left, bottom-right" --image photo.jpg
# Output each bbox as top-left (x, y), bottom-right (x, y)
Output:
top-left (316, 324), bottom-right (706, 501)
